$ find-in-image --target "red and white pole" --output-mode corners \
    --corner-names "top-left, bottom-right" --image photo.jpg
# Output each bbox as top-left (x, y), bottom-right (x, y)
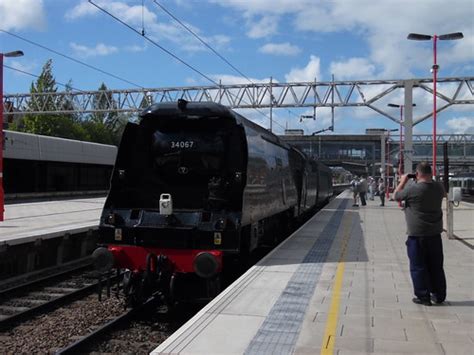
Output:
top-left (399, 106), bottom-right (403, 175)
top-left (432, 35), bottom-right (438, 177)
top-left (386, 132), bottom-right (390, 200)
top-left (0, 53), bottom-right (4, 221)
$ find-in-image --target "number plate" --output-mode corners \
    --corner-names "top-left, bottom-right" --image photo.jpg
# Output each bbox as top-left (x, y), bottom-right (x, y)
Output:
top-left (171, 141), bottom-right (194, 149)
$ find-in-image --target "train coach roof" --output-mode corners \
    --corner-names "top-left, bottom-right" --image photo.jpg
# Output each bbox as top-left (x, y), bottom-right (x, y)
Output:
top-left (140, 101), bottom-right (235, 120)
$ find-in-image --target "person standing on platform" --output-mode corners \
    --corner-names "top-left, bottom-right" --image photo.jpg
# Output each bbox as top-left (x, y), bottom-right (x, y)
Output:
top-left (394, 162), bottom-right (447, 306)
top-left (350, 176), bottom-right (360, 207)
top-left (368, 177), bottom-right (376, 200)
top-left (359, 175), bottom-right (368, 206)
top-left (378, 178), bottom-right (385, 206)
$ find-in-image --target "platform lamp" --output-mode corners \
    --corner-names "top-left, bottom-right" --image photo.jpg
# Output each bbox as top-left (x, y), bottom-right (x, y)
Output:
top-left (386, 128), bottom-right (398, 200)
top-left (407, 32), bottom-right (463, 177)
top-left (0, 50), bottom-right (24, 222)
top-left (387, 103), bottom-right (416, 176)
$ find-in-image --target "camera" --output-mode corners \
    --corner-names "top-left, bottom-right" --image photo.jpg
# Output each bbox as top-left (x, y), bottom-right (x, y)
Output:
top-left (407, 174), bottom-right (416, 179)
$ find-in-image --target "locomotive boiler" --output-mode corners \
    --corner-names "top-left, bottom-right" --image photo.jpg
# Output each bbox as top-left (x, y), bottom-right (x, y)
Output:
top-left (93, 100), bottom-right (332, 306)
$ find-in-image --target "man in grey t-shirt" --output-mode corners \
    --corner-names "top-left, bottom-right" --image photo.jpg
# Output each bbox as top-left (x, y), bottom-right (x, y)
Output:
top-left (394, 162), bottom-right (446, 306)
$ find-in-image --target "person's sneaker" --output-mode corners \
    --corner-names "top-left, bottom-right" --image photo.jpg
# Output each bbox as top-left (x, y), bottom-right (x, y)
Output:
top-left (412, 297), bottom-right (432, 306)
top-left (431, 294), bottom-right (445, 304)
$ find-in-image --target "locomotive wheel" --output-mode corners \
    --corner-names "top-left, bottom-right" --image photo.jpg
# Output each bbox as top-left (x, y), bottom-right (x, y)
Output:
top-left (123, 270), bottom-right (151, 307)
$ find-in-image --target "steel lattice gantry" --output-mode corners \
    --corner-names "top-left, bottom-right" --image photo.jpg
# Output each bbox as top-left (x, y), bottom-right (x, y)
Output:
top-left (3, 76), bottom-right (473, 174)
top-left (3, 77), bottom-right (473, 125)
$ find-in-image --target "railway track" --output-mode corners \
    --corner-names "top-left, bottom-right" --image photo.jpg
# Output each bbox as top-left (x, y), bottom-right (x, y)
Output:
top-left (0, 265), bottom-right (98, 330)
top-left (56, 297), bottom-right (180, 355)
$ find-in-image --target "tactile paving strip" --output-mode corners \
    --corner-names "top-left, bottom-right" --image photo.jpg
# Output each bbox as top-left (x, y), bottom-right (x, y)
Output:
top-left (244, 199), bottom-right (348, 355)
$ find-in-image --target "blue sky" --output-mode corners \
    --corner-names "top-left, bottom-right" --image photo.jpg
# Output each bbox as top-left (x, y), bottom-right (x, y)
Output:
top-left (1, 0), bottom-right (473, 135)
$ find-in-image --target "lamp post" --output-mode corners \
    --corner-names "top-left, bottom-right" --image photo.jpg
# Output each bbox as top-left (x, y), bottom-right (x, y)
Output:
top-left (387, 103), bottom-right (416, 176)
top-left (386, 128), bottom-right (398, 200)
top-left (0, 50), bottom-right (24, 222)
top-left (407, 32), bottom-right (463, 177)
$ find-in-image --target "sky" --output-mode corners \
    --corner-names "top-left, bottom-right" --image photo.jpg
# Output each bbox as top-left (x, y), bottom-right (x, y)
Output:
top-left (1, 0), bottom-right (473, 135)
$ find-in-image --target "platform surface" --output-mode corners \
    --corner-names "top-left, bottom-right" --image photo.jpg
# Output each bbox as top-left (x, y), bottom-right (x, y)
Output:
top-left (153, 191), bottom-right (473, 355)
top-left (0, 197), bottom-right (105, 246)
top-left (447, 200), bottom-right (474, 241)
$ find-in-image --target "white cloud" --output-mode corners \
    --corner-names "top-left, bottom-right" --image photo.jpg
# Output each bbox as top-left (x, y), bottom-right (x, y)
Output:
top-left (330, 57), bottom-right (376, 80)
top-left (6, 59), bottom-right (35, 74)
top-left (247, 16), bottom-right (279, 38)
top-left (124, 45), bottom-right (146, 53)
top-left (65, 1), bottom-right (231, 54)
top-left (209, 74), bottom-right (271, 85)
top-left (211, 0), bottom-right (473, 79)
top-left (0, 0), bottom-right (46, 31)
top-left (66, 1), bottom-right (157, 25)
top-left (259, 42), bottom-right (301, 56)
top-left (65, 0), bottom-right (99, 20)
top-left (285, 55), bottom-right (321, 82)
top-left (70, 42), bottom-right (118, 58)
top-left (446, 117), bottom-right (474, 134)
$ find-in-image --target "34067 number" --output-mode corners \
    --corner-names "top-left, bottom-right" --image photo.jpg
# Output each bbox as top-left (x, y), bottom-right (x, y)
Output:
top-left (170, 141), bottom-right (194, 148)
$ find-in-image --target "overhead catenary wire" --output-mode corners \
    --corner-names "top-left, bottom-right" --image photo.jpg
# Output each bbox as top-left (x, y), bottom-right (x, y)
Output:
top-left (152, 0), bottom-right (298, 131)
top-left (88, 0), bottom-right (286, 131)
top-left (88, 0), bottom-right (216, 84)
top-left (152, 0), bottom-right (254, 84)
top-left (5, 65), bottom-right (89, 94)
top-left (0, 29), bottom-right (146, 89)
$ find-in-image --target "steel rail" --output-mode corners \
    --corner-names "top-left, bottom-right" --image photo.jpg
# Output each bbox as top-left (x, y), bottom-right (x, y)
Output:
top-left (55, 295), bottom-right (160, 354)
top-left (0, 280), bottom-right (98, 330)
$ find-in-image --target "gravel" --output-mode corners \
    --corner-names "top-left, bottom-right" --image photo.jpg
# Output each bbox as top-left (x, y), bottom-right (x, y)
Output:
top-left (0, 295), bottom-right (124, 354)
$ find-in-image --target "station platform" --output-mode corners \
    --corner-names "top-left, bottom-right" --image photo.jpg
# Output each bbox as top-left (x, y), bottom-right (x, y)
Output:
top-left (153, 191), bottom-right (473, 355)
top-left (0, 197), bottom-right (105, 246)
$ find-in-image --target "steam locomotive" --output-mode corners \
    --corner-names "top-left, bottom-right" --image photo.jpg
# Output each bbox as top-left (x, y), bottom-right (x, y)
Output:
top-left (93, 100), bottom-right (332, 306)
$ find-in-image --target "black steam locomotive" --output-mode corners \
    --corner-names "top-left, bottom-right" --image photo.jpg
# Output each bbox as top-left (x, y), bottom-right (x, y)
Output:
top-left (93, 100), bottom-right (332, 306)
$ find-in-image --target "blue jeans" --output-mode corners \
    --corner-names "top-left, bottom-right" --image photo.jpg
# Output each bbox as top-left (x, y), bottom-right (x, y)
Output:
top-left (406, 235), bottom-right (446, 301)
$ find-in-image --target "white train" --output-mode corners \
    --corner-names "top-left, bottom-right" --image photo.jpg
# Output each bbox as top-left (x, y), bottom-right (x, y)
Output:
top-left (450, 173), bottom-right (474, 196)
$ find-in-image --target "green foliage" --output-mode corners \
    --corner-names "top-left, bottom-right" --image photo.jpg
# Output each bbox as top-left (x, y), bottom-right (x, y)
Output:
top-left (10, 59), bottom-right (130, 146)
top-left (81, 120), bottom-right (115, 145)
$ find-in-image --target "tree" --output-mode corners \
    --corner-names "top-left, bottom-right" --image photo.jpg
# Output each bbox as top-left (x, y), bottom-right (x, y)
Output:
top-left (16, 59), bottom-right (86, 139)
top-left (11, 59), bottom-right (57, 133)
top-left (91, 83), bottom-right (119, 128)
top-left (59, 80), bottom-right (80, 123)
top-left (11, 60), bottom-right (127, 145)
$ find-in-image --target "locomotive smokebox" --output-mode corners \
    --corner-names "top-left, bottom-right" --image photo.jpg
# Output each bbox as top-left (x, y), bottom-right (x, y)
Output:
top-left (160, 193), bottom-right (173, 215)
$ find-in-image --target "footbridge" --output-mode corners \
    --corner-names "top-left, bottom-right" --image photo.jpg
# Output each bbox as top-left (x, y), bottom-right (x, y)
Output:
top-left (281, 133), bottom-right (474, 176)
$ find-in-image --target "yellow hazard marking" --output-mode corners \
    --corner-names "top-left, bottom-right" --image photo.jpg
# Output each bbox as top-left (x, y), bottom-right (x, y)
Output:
top-left (320, 213), bottom-right (353, 355)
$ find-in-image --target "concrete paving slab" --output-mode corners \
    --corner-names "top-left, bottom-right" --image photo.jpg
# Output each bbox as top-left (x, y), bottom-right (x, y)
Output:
top-left (153, 192), bottom-right (474, 355)
top-left (176, 314), bottom-right (265, 355)
top-left (0, 197), bottom-right (105, 245)
top-left (333, 336), bottom-right (374, 353)
top-left (373, 339), bottom-right (443, 354)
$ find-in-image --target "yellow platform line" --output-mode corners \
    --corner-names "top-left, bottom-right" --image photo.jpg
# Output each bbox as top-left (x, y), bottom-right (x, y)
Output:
top-left (320, 213), bottom-right (353, 355)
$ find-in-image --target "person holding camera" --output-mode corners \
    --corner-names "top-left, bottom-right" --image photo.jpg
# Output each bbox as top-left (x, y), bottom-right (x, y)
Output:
top-left (394, 162), bottom-right (446, 306)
